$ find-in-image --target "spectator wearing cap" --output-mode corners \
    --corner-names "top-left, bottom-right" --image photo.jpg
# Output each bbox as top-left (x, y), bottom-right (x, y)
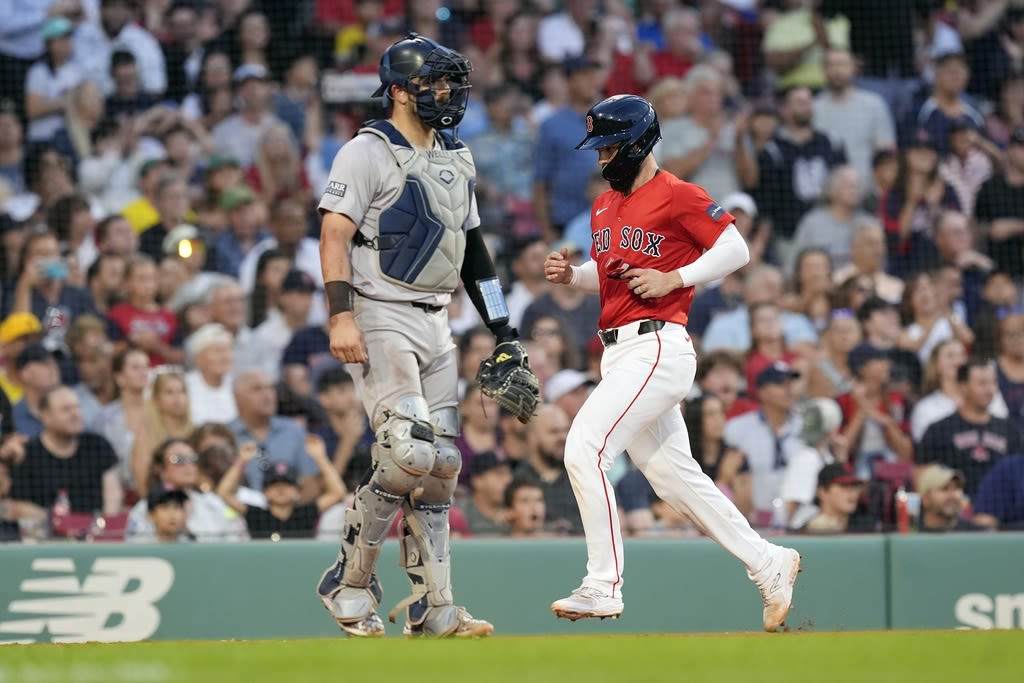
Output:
top-left (218, 434), bottom-right (344, 540)
top-left (797, 463), bottom-right (865, 534)
top-left (515, 403), bottom-right (582, 535)
top-left (915, 463), bottom-right (986, 533)
top-left (229, 369), bottom-right (320, 498)
top-left (0, 312), bottom-right (43, 403)
top-left (532, 54), bottom-right (604, 243)
top-left (932, 210), bottom-right (993, 325)
top-left (831, 222), bottom-right (904, 305)
top-left (780, 397), bottom-right (846, 529)
top-left (918, 360), bottom-right (1024, 498)
top-left (460, 451), bottom-right (513, 536)
top-left (812, 48), bottom-right (897, 190)
top-left (144, 485), bottom-right (191, 543)
top-left (160, 224), bottom-right (232, 318)
top-left (545, 368), bottom-right (595, 422)
top-left (837, 343), bottom-right (913, 480)
top-left (73, 0), bottom-right (166, 98)
top-left (24, 16), bottom-right (84, 144)
top-left (211, 63), bottom-right (281, 168)
top-left (973, 452), bottom-right (1024, 531)
top-left (787, 166), bottom-right (871, 276)
top-left (7, 385), bottom-right (122, 527)
top-left (857, 295), bottom-right (922, 397)
top-left (656, 65), bottom-right (742, 202)
top-left (755, 86), bottom-right (847, 253)
top-left (185, 322), bottom-right (238, 424)
top-left (126, 438), bottom-right (246, 543)
top-left (139, 172), bottom-right (192, 262)
top-left (214, 185), bottom-right (270, 279)
top-left (723, 361), bottom-right (804, 526)
top-left (702, 265), bottom-right (818, 354)
top-left (0, 99), bottom-right (25, 194)
top-left (456, 383), bottom-right (500, 486)
top-left (313, 366), bottom-right (370, 486)
top-left (12, 344), bottom-right (61, 438)
top-left (238, 198), bottom-right (325, 325)
top-left (975, 126), bottom-right (1024, 275)
top-left (194, 150), bottom-right (244, 231)
top-left (252, 270), bottom-right (316, 382)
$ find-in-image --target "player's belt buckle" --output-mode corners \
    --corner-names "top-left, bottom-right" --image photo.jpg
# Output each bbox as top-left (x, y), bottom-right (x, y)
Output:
top-left (410, 301), bottom-right (444, 313)
top-left (598, 320), bottom-right (666, 347)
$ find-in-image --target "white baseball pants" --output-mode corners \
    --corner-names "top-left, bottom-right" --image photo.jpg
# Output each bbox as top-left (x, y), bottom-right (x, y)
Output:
top-left (563, 321), bottom-right (772, 597)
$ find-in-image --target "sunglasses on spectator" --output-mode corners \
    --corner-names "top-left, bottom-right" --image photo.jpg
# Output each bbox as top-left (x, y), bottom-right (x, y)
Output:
top-left (167, 453), bottom-right (199, 466)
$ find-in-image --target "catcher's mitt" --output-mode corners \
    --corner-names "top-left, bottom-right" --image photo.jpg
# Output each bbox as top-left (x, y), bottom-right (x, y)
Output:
top-left (476, 341), bottom-right (540, 424)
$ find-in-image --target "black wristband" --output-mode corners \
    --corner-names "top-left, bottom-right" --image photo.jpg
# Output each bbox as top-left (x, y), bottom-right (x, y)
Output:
top-left (325, 280), bottom-right (354, 316)
top-left (490, 323), bottom-right (518, 344)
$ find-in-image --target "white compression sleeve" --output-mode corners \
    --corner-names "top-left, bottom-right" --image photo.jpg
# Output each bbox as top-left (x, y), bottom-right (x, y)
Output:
top-left (676, 225), bottom-right (749, 289)
top-left (569, 260), bottom-right (600, 294)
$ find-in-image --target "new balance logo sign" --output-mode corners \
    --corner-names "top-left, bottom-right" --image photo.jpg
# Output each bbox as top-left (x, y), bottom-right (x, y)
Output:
top-left (0, 558), bottom-right (174, 644)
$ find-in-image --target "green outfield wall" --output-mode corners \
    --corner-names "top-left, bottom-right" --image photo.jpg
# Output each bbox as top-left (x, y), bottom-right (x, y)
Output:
top-left (0, 535), bottom-right (1019, 643)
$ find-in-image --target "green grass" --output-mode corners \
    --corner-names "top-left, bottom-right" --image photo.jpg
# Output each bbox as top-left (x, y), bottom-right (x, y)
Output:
top-left (1, 631), bottom-right (1022, 683)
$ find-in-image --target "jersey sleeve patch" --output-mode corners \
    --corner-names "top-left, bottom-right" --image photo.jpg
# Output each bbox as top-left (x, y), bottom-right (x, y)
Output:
top-left (326, 182), bottom-right (347, 197)
top-left (706, 203), bottom-right (725, 221)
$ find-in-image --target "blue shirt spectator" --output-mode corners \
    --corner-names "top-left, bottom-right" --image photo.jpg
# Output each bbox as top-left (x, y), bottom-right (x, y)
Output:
top-left (230, 414), bottom-right (318, 491)
top-left (973, 453), bottom-right (1024, 530)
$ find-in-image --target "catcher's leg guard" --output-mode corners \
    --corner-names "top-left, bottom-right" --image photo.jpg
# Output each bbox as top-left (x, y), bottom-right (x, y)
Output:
top-left (319, 396), bottom-right (437, 629)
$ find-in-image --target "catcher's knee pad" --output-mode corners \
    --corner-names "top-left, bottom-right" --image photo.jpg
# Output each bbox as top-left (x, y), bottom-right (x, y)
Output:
top-left (430, 406), bottom-right (461, 481)
top-left (373, 396), bottom-right (437, 493)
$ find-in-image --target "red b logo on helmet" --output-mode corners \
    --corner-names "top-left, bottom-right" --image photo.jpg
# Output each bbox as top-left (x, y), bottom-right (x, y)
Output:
top-left (586, 115), bottom-right (593, 133)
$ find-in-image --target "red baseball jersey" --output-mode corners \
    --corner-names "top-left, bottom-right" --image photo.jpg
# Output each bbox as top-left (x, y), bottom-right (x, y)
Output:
top-left (589, 171), bottom-right (735, 330)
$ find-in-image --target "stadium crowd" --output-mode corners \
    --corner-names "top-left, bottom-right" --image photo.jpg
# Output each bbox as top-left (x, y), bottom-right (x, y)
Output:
top-left (0, 0), bottom-right (1024, 543)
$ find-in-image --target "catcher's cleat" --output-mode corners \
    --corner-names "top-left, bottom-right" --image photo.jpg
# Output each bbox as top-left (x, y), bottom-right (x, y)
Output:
top-left (551, 586), bottom-right (624, 621)
top-left (402, 605), bottom-right (494, 638)
top-left (754, 546), bottom-right (802, 632)
top-left (317, 561), bottom-right (386, 637)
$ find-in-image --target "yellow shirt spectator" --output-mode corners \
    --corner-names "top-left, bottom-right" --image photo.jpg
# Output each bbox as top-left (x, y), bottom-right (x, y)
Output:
top-left (763, 9), bottom-right (850, 89)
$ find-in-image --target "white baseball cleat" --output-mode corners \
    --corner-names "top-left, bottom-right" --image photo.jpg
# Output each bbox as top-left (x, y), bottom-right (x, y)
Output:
top-left (755, 547), bottom-right (802, 632)
top-left (551, 586), bottom-right (624, 621)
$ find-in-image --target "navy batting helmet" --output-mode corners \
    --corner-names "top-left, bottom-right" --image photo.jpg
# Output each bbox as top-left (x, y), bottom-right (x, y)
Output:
top-left (576, 95), bottom-right (661, 192)
top-left (373, 32), bottom-right (472, 130)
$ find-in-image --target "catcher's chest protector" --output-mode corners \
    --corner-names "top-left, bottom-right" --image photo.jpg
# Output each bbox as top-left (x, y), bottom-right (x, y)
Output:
top-left (358, 121), bottom-right (475, 293)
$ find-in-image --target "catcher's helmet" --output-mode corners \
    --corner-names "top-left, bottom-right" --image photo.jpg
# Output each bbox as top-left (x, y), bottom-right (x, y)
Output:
top-left (576, 95), bottom-right (661, 191)
top-left (373, 32), bottom-right (472, 129)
